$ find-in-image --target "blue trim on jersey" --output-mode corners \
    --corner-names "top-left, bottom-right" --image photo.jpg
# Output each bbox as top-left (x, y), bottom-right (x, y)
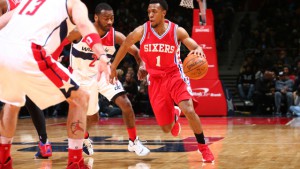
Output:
top-left (59, 20), bottom-right (68, 43)
top-left (140, 23), bottom-right (147, 45)
top-left (43, 18), bottom-right (68, 47)
top-left (71, 47), bottom-right (94, 60)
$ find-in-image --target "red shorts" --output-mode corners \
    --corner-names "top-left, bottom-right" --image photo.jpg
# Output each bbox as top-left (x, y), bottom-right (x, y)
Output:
top-left (148, 72), bottom-right (192, 126)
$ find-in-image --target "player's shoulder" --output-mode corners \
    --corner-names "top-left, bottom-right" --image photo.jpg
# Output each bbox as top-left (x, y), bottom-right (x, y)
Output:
top-left (134, 25), bottom-right (145, 34)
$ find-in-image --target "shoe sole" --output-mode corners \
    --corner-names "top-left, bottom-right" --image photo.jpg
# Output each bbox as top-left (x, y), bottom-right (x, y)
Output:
top-left (197, 150), bottom-right (214, 163)
top-left (128, 146), bottom-right (150, 156)
top-left (83, 149), bottom-right (94, 156)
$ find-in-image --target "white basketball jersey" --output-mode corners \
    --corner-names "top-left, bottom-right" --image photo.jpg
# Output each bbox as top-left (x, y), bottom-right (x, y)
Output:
top-left (0, 0), bottom-right (69, 54)
top-left (70, 27), bottom-right (116, 82)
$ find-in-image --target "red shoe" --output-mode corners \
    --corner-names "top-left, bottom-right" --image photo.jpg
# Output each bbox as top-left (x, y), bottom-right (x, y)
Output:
top-left (198, 144), bottom-right (214, 163)
top-left (66, 158), bottom-right (90, 169)
top-left (171, 106), bottom-right (181, 137)
top-left (35, 141), bottom-right (52, 159)
top-left (0, 157), bottom-right (13, 169)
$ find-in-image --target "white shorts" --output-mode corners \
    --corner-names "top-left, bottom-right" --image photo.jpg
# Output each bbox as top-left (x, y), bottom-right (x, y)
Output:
top-left (72, 70), bottom-right (99, 116)
top-left (0, 41), bottom-right (79, 110)
top-left (97, 73), bottom-right (125, 101)
top-left (71, 67), bottom-right (125, 116)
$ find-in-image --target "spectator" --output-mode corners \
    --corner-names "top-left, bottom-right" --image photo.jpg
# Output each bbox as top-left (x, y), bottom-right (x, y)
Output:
top-left (283, 65), bottom-right (296, 82)
top-left (123, 72), bottom-right (138, 106)
top-left (127, 66), bottom-right (138, 81)
top-left (289, 84), bottom-right (300, 117)
top-left (116, 69), bottom-right (125, 83)
top-left (135, 78), bottom-right (153, 116)
top-left (293, 60), bottom-right (300, 89)
top-left (277, 49), bottom-right (292, 66)
top-left (253, 70), bottom-right (276, 115)
top-left (237, 65), bottom-right (255, 105)
top-left (274, 71), bottom-right (294, 117)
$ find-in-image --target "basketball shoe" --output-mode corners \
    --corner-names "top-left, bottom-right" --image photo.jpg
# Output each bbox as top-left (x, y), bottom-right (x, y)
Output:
top-left (83, 138), bottom-right (94, 156)
top-left (35, 141), bottom-right (52, 159)
top-left (66, 157), bottom-right (90, 169)
top-left (0, 157), bottom-right (13, 169)
top-left (198, 144), bottom-right (214, 163)
top-left (128, 136), bottom-right (150, 156)
top-left (171, 106), bottom-right (181, 137)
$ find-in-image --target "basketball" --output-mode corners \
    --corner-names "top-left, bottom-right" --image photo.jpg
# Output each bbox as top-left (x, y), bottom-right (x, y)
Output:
top-left (183, 53), bottom-right (208, 80)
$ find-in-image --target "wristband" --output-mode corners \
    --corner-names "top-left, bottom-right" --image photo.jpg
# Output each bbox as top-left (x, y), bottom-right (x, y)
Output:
top-left (82, 33), bottom-right (102, 49)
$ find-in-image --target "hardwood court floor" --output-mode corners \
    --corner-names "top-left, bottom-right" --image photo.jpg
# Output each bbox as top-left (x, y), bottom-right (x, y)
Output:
top-left (9, 116), bottom-right (300, 169)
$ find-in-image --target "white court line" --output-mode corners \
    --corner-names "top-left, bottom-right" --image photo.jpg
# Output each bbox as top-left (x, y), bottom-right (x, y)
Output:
top-left (285, 118), bottom-right (295, 126)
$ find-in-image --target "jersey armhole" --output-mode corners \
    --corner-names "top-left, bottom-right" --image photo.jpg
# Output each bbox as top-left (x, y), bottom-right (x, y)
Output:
top-left (140, 23), bottom-right (147, 45)
top-left (65, 0), bottom-right (76, 25)
top-left (174, 24), bottom-right (179, 47)
top-left (5, 0), bottom-right (10, 13)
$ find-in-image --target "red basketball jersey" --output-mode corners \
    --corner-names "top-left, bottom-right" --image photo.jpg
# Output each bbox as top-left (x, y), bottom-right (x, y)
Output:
top-left (6, 0), bottom-right (21, 11)
top-left (140, 20), bottom-right (181, 76)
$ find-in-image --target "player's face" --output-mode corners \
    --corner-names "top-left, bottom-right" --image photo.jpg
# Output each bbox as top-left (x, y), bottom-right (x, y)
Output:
top-left (95, 10), bottom-right (114, 32)
top-left (147, 3), bottom-right (166, 28)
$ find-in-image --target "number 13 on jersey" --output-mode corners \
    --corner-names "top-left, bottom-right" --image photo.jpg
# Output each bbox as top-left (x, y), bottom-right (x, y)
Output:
top-left (19, 0), bottom-right (46, 15)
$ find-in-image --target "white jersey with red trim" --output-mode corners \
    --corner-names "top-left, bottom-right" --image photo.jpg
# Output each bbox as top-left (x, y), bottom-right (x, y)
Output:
top-left (69, 27), bottom-right (116, 83)
top-left (6, 0), bottom-right (21, 12)
top-left (0, 0), bottom-right (69, 54)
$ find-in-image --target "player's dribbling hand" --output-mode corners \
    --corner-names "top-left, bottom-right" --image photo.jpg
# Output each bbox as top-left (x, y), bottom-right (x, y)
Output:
top-left (137, 61), bottom-right (148, 80)
top-left (189, 48), bottom-right (206, 58)
top-left (97, 54), bottom-right (111, 83)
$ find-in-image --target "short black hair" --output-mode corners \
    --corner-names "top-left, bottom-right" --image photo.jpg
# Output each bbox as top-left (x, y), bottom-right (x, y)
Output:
top-left (149, 0), bottom-right (168, 11)
top-left (95, 3), bottom-right (113, 14)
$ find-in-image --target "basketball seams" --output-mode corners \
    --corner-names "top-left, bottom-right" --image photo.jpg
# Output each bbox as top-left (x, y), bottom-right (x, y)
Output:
top-left (183, 53), bottom-right (208, 79)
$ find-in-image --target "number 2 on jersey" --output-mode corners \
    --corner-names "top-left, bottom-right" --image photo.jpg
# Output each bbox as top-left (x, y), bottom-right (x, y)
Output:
top-left (89, 55), bottom-right (98, 67)
top-left (19, 0), bottom-right (46, 15)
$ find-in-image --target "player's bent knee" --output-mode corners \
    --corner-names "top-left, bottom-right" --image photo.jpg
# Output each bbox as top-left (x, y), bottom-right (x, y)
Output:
top-left (68, 88), bottom-right (90, 108)
top-left (116, 95), bottom-right (133, 110)
top-left (87, 113), bottom-right (99, 124)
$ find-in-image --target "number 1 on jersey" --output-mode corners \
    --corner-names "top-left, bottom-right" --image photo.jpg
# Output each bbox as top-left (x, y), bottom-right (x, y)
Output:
top-left (156, 56), bottom-right (161, 67)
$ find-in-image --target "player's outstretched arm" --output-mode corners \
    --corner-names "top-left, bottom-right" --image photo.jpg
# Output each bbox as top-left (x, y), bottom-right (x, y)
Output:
top-left (67, 0), bottom-right (110, 82)
top-left (115, 31), bottom-right (142, 66)
top-left (51, 28), bottom-right (82, 60)
top-left (115, 30), bottom-right (147, 80)
top-left (110, 25), bottom-right (144, 82)
top-left (0, 10), bottom-right (13, 29)
top-left (177, 27), bottom-right (204, 57)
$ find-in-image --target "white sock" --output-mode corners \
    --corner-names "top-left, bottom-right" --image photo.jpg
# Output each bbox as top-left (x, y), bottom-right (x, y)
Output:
top-left (68, 138), bottom-right (84, 150)
top-left (0, 136), bottom-right (13, 144)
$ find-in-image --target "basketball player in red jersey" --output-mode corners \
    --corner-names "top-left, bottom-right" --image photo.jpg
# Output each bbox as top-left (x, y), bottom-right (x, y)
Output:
top-left (0, 0), bottom-right (110, 169)
top-left (110, 0), bottom-right (214, 162)
top-left (0, 0), bottom-right (53, 160)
